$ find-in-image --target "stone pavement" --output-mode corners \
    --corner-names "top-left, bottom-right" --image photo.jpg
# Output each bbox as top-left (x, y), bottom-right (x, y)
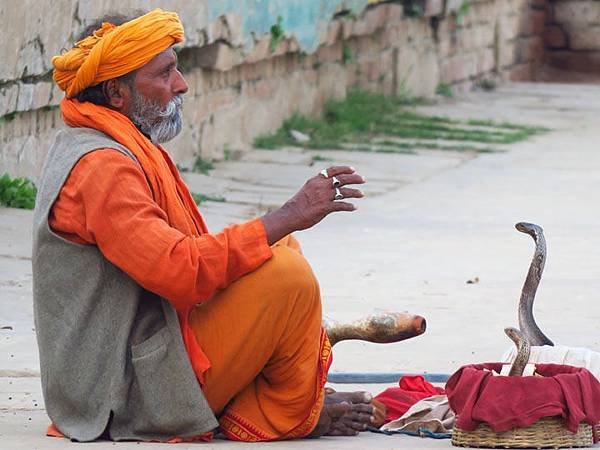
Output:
top-left (2, 82), bottom-right (600, 448)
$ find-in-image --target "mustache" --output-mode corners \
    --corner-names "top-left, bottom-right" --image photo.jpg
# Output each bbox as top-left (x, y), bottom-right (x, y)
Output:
top-left (129, 90), bottom-right (185, 143)
top-left (158, 95), bottom-right (184, 119)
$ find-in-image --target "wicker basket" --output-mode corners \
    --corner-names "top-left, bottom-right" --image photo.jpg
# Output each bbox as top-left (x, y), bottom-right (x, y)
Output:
top-left (452, 416), bottom-right (594, 448)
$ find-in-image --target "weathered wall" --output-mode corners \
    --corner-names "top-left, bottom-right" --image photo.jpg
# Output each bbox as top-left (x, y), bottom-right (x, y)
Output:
top-left (544, 0), bottom-right (600, 73)
top-left (1, 0), bottom-right (548, 180)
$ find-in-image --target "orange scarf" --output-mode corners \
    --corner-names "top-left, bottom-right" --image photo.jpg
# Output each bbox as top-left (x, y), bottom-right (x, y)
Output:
top-left (61, 98), bottom-right (214, 385)
top-left (61, 98), bottom-right (207, 236)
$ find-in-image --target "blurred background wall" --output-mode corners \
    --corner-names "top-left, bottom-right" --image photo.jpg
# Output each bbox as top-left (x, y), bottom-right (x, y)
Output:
top-left (545, 0), bottom-right (600, 74)
top-left (1, 0), bottom-right (597, 180)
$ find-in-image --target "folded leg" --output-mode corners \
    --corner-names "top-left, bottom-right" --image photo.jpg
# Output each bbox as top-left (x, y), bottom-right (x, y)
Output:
top-left (188, 241), bottom-right (330, 441)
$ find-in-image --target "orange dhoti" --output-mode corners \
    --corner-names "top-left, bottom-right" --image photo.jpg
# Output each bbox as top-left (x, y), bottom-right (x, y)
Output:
top-left (188, 237), bottom-right (332, 441)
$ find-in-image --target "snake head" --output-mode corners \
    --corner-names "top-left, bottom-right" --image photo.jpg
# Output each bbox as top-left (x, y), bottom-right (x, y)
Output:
top-left (504, 326), bottom-right (532, 377)
top-left (515, 222), bottom-right (543, 238)
top-left (504, 326), bottom-right (523, 343)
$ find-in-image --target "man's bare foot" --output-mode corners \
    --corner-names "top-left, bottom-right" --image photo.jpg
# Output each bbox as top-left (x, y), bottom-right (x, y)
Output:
top-left (325, 392), bottom-right (374, 436)
top-left (308, 391), bottom-right (375, 438)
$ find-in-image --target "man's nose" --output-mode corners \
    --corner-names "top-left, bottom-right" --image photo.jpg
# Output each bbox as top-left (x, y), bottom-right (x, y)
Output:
top-left (173, 69), bottom-right (188, 95)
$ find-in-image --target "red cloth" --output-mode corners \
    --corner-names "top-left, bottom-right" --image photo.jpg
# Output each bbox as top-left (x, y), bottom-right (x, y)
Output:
top-left (374, 376), bottom-right (445, 423)
top-left (446, 363), bottom-right (600, 439)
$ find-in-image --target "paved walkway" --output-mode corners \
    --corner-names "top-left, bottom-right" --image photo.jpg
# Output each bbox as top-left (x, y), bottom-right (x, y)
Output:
top-left (2, 82), bottom-right (600, 448)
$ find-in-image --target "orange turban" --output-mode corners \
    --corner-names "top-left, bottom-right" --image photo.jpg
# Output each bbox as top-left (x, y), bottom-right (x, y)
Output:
top-left (52, 8), bottom-right (184, 98)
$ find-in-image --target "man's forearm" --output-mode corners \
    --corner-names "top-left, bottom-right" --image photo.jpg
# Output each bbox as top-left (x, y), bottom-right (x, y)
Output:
top-left (261, 207), bottom-right (296, 246)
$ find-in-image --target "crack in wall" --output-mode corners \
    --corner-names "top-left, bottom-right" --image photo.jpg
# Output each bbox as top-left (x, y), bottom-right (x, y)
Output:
top-left (0, 72), bottom-right (53, 91)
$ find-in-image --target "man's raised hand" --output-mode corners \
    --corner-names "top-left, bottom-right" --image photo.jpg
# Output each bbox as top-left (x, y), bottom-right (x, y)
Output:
top-left (261, 166), bottom-right (366, 245)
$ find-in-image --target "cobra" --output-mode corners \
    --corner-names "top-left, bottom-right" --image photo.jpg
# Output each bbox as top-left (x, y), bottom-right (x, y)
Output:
top-left (515, 222), bottom-right (554, 347)
top-left (504, 327), bottom-right (531, 377)
top-left (503, 222), bottom-right (600, 379)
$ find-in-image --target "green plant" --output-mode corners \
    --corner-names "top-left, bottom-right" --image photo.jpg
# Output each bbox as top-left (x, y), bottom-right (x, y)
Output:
top-left (270, 16), bottom-right (285, 52)
top-left (0, 111), bottom-right (18, 125)
top-left (404, 1), bottom-right (424, 18)
top-left (191, 192), bottom-right (226, 205)
top-left (436, 82), bottom-right (454, 98)
top-left (0, 105), bottom-right (59, 127)
top-left (345, 10), bottom-right (358, 21)
top-left (223, 145), bottom-right (232, 161)
top-left (334, 8), bottom-right (358, 21)
top-left (253, 89), bottom-right (548, 153)
top-left (41, 105), bottom-right (59, 112)
top-left (342, 43), bottom-right (355, 65)
top-left (0, 173), bottom-right (37, 210)
top-left (311, 154), bottom-right (333, 164)
top-left (455, 1), bottom-right (471, 26)
top-left (477, 78), bottom-right (497, 91)
top-left (193, 156), bottom-right (214, 175)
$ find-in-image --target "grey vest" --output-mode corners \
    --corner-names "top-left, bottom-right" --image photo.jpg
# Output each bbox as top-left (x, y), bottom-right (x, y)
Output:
top-left (32, 127), bottom-right (218, 442)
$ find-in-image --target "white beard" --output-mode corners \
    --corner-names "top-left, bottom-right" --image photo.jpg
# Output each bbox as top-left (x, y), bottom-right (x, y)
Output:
top-left (130, 93), bottom-right (184, 143)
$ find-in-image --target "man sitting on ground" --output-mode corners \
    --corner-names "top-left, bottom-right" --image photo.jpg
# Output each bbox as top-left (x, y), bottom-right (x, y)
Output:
top-left (33, 9), bottom-right (373, 443)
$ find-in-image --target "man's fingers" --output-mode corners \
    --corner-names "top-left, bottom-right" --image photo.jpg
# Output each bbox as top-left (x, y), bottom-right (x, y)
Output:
top-left (334, 187), bottom-right (363, 200)
top-left (333, 173), bottom-right (366, 187)
top-left (324, 166), bottom-right (356, 177)
top-left (330, 201), bottom-right (356, 212)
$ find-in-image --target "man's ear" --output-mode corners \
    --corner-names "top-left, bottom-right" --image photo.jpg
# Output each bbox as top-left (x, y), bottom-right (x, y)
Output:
top-left (104, 79), bottom-right (131, 110)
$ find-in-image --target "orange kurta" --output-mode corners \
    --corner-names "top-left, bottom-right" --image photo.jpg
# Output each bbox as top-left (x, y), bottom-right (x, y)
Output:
top-left (49, 148), bottom-right (273, 379)
top-left (49, 148), bottom-right (330, 440)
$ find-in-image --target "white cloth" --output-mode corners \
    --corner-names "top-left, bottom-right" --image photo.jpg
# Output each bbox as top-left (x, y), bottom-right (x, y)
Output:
top-left (381, 395), bottom-right (454, 434)
top-left (502, 345), bottom-right (600, 380)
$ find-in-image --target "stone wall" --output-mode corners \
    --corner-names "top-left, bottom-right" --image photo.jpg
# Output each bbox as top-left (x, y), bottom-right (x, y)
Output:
top-left (1, 0), bottom-right (548, 180)
top-left (544, 0), bottom-right (600, 73)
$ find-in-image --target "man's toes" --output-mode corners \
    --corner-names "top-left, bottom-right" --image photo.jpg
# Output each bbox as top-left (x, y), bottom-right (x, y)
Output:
top-left (348, 391), bottom-right (372, 404)
top-left (344, 411), bottom-right (374, 427)
top-left (326, 390), bottom-right (373, 405)
top-left (329, 401), bottom-right (351, 418)
top-left (358, 412), bottom-right (375, 423)
top-left (309, 401), bottom-right (352, 438)
top-left (350, 420), bottom-right (369, 431)
top-left (339, 416), bottom-right (368, 431)
top-left (350, 403), bottom-right (374, 415)
top-left (326, 423), bottom-right (359, 437)
top-left (345, 391), bottom-right (374, 404)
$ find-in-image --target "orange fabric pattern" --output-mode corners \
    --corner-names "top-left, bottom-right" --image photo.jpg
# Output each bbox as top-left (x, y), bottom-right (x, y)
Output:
top-left (189, 242), bottom-right (332, 441)
top-left (53, 9), bottom-right (184, 98)
top-left (218, 331), bottom-right (331, 441)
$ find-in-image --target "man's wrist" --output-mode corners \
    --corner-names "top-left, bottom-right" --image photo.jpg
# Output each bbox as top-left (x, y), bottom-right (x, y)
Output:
top-left (260, 207), bottom-right (297, 246)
